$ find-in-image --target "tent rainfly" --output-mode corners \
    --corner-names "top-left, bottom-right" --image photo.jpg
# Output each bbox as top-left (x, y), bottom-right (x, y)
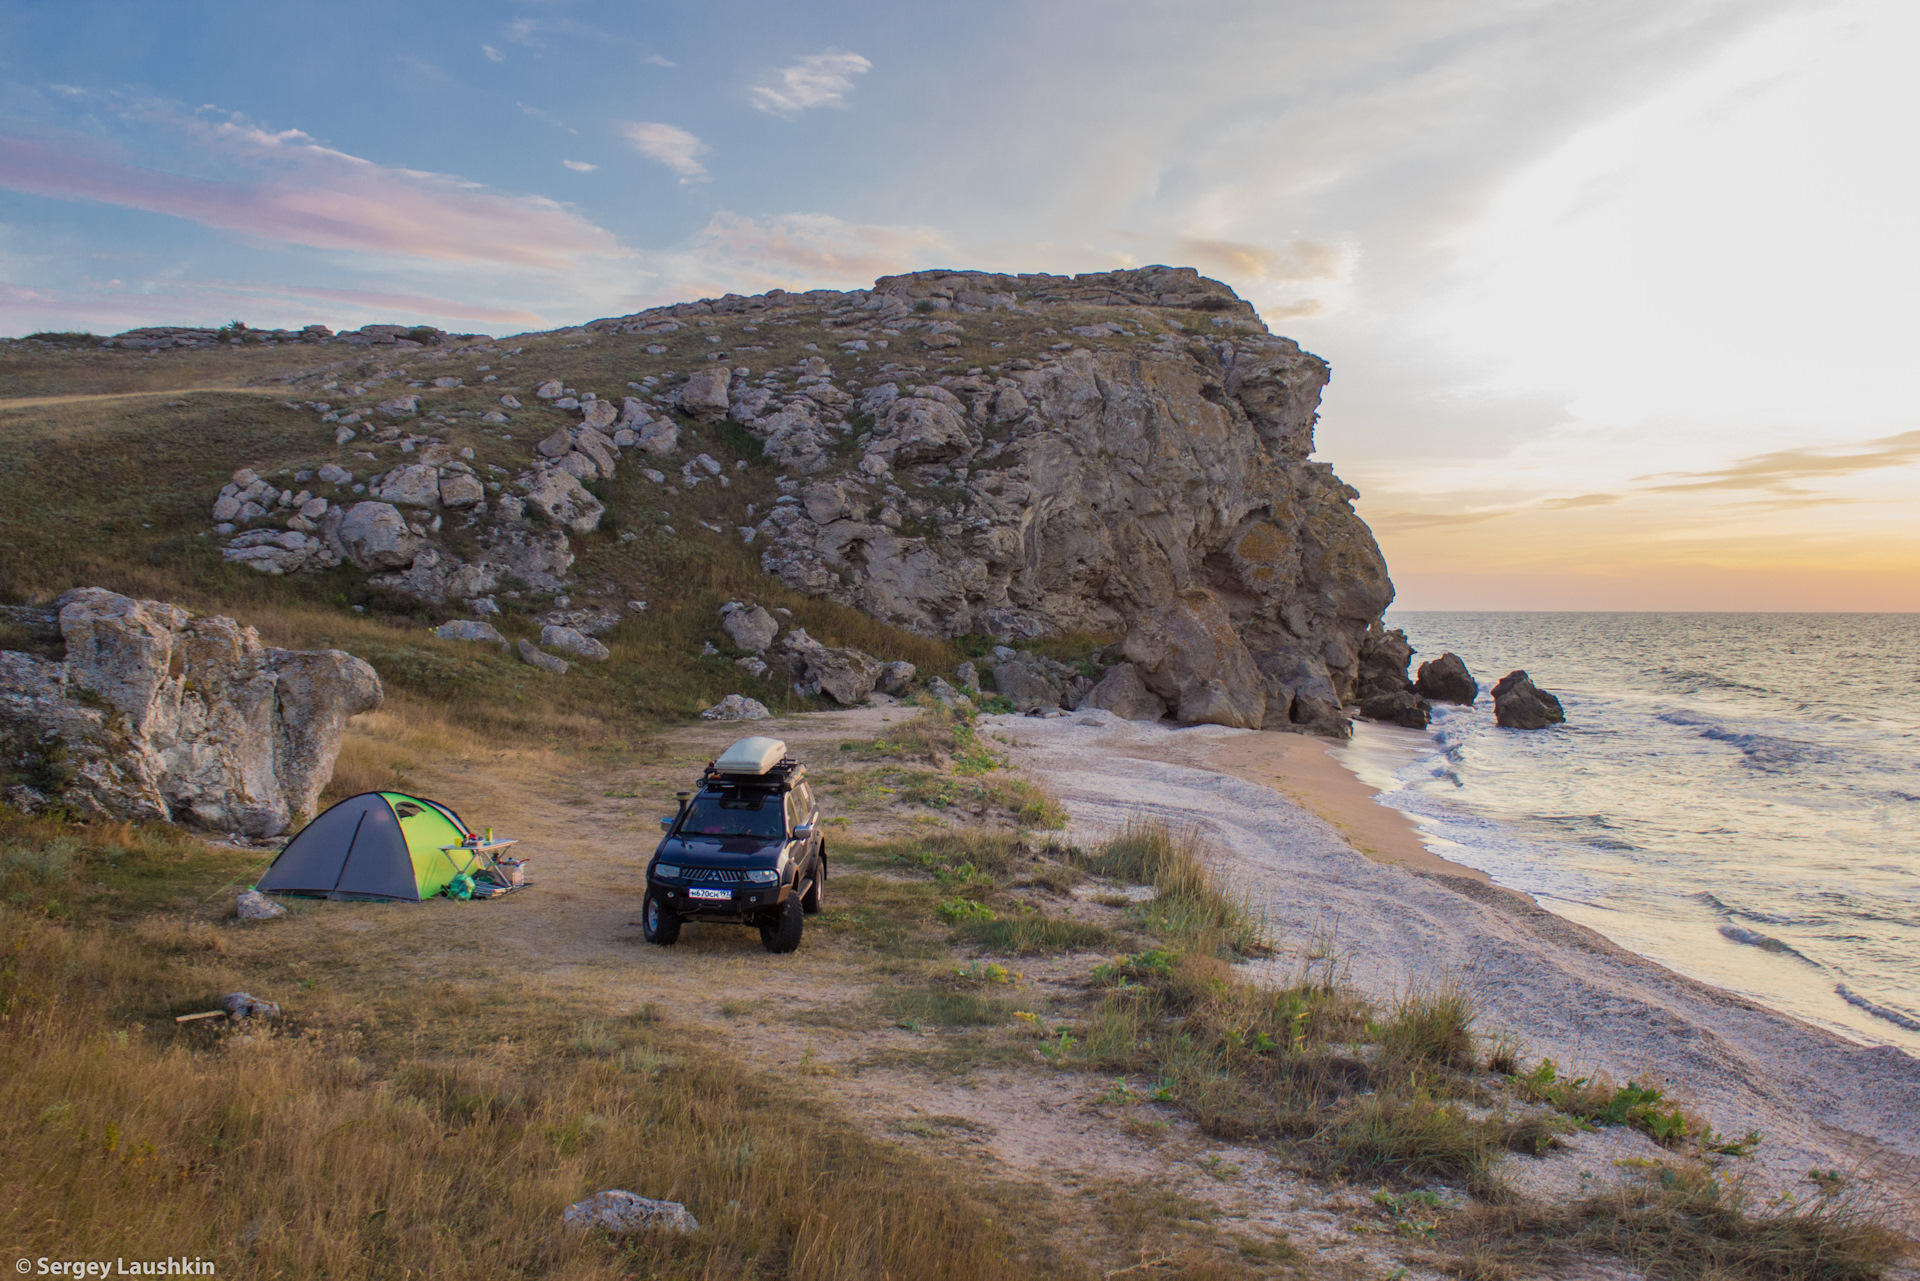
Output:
top-left (257, 792), bottom-right (477, 902)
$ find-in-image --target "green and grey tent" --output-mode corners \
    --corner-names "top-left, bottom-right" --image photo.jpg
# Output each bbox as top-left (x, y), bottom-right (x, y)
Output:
top-left (257, 792), bottom-right (479, 902)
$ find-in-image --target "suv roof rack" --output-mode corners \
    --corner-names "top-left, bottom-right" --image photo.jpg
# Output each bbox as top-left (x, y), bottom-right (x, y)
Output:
top-left (701, 756), bottom-right (803, 788)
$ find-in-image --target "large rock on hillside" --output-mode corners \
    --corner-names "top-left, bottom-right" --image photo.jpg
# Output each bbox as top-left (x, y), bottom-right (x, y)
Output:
top-left (1492, 671), bottom-right (1565, 729)
top-left (1121, 588), bottom-right (1264, 729)
top-left (336, 502), bottom-right (422, 570)
top-left (782, 629), bottom-right (880, 705)
top-left (680, 369), bottom-right (731, 422)
top-left (0, 589), bottom-right (382, 836)
top-left (1415, 653), bottom-right (1478, 705)
top-left (745, 267), bottom-right (1394, 735)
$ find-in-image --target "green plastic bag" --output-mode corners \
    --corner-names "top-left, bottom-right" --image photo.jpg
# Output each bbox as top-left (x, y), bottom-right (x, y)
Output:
top-left (448, 872), bottom-right (475, 901)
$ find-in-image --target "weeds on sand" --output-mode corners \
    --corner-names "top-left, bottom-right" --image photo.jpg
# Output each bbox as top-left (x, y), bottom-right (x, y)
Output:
top-left (1080, 819), bottom-right (1268, 957)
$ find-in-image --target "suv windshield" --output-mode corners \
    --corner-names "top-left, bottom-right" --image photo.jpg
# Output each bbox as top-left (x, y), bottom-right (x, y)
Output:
top-left (680, 790), bottom-right (785, 840)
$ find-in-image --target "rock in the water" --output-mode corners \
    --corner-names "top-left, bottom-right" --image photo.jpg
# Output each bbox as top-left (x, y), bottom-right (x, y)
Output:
top-left (680, 369), bottom-right (731, 422)
top-left (517, 638), bottom-right (568, 675)
top-left (336, 502), bottom-right (424, 570)
top-left (236, 888), bottom-right (285, 920)
top-left (562, 1190), bottom-right (699, 1236)
top-left (541, 624), bottom-right (610, 661)
top-left (1414, 652), bottom-right (1478, 706)
top-left (1358, 687), bottom-right (1431, 730)
top-left (877, 660), bottom-right (917, 695)
top-left (1076, 662), bottom-right (1167, 722)
top-left (720, 604), bottom-right (779, 654)
top-left (0, 589), bottom-right (381, 836)
top-left (700, 693), bottom-right (771, 721)
top-left (1492, 671), bottom-right (1565, 729)
top-left (435, 620), bottom-right (505, 644)
top-left (1121, 588), bottom-right (1265, 729)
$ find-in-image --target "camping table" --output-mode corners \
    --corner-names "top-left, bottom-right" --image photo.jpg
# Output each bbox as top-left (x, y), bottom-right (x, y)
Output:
top-left (437, 839), bottom-right (522, 893)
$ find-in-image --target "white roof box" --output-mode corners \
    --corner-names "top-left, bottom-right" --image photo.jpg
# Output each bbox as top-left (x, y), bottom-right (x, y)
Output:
top-left (715, 736), bottom-right (787, 776)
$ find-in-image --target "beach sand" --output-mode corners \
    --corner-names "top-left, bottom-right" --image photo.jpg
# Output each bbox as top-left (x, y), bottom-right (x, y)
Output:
top-left (992, 709), bottom-right (1920, 1229)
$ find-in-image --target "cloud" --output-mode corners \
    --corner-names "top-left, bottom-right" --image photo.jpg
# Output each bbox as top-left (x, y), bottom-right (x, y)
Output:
top-left (646, 54), bottom-right (678, 68)
top-left (1539, 492), bottom-right (1622, 509)
top-left (1637, 428), bottom-right (1920, 493)
top-left (749, 50), bottom-right (871, 116)
top-left (1366, 508), bottom-right (1512, 532)
top-left (1176, 237), bottom-right (1348, 284)
top-left (0, 277), bottom-right (543, 336)
top-left (517, 102), bottom-right (577, 135)
top-left (482, 44), bottom-right (504, 63)
top-left (562, 159), bottom-right (597, 172)
top-left (0, 129), bottom-right (623, 271)
top-left (618, 122), bottom-right (709, 180)
top-left (624, 211), bottom-right (948, 304)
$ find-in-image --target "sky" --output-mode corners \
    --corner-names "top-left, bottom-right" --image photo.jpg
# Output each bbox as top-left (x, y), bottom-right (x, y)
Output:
top-left (0, 0), bottom-right (1915, 611)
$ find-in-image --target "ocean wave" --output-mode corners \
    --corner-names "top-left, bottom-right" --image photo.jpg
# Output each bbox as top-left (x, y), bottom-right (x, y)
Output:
top-left (1655, 711), bottom-right (1829, 773)
top-left (1717, 924), bottom-right (1814, 963)
top-left (1836, 985), bottom-right (1920, 1032)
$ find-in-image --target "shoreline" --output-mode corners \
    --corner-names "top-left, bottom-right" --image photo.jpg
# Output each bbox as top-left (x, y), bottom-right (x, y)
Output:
top-left (992, 709), bottom-right (1920, 1225)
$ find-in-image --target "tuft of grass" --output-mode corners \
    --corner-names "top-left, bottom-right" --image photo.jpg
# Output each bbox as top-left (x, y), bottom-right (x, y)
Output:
top-left (1378, 980), bottom-right (1478, 1071)
top-left (879, 982), bottom-right (1018, 1028)
top-left (1083, 819), bottom-right (1266, 956)
top-left (957, 914), bottom-right (1115, 956)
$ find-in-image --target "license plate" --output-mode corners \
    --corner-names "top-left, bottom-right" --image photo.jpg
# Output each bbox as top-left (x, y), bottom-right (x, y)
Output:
top-left (687, 886), bottom-right (731, 901)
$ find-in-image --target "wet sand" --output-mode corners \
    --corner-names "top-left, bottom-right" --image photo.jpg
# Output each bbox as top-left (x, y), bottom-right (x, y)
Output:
top-left (1113, 727), bottom-right (1492, 884)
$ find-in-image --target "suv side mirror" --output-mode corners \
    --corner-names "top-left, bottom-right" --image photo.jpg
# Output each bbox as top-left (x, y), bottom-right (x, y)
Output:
top-left (659, 816), bottom-right (675, 833)
top-left (792, 823), bottom-right (815, 839)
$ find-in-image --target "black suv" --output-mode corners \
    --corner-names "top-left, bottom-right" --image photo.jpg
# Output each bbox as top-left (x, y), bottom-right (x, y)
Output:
top-left (642, 746), bottom-right (825, 953)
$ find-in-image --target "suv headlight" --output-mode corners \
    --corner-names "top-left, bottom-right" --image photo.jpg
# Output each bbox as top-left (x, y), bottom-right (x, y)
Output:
top-left (654, 864), bottom-right (681, 880)
top-left (745, 868), bottom-right (779, 884)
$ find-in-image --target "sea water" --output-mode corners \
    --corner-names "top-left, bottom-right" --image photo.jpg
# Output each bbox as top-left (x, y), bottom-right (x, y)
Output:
top-left (1338, 612), bottom-right (1920, 1056)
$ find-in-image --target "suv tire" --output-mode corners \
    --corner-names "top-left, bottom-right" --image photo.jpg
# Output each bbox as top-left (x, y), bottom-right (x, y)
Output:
top-left (760, 897), bottom-right (804, 954)
top-left (641, 890), bottom-right (681, 946)
top-left (801, 851), bottom-right (826, 914)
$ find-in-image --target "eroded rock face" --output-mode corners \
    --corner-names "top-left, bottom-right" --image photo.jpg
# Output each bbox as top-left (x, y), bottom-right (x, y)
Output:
top-left (0, 589), bottom-right (382, 836)
top-left (1076, 662), bottom-right (1167, 722)
top-left (1121, 588), bottom-right (1265, 729)
top-left (745, 267), bottom-right (1393, 735)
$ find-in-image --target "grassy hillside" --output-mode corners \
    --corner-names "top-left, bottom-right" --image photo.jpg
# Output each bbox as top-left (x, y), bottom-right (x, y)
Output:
top-left (0, 326), bottom-right (976, 734)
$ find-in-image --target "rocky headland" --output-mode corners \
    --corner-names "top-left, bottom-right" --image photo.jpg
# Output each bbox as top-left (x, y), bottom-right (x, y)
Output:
top-left (184, 266), bottom-right (1406, 736)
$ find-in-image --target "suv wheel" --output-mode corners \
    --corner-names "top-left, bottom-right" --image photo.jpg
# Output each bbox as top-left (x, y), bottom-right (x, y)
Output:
top-left (801, 852), bottom-right (826, 914)
top-left (641, 890), bottom-right (681, 946)
top-left (759, 897), bottom-right (804, 954)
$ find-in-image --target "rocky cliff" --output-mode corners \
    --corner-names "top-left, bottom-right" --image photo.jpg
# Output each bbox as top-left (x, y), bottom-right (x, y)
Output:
top-left (0, 589), bottom-right (382, 835)
top-left (190, 265), bottom-right (1399, 734)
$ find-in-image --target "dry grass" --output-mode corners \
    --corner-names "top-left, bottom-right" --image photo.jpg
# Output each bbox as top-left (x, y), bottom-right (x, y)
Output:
top-left (0, 904), bottom-right (1055, 1280)
top-left (1083, 819), bottom-right (1268, 956)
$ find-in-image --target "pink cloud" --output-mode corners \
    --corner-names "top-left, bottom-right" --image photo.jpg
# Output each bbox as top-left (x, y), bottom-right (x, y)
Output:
top-left (678, 211), bottom-right (948, 292)
top-left (0, 131), bottom-right (623, 270)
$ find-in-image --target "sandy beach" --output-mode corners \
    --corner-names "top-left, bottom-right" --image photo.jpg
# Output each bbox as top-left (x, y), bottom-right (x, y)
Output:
top-left (991, 709), bottom-right (1920, 1228)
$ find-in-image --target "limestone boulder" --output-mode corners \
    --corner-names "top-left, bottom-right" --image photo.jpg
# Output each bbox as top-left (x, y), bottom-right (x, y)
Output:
top-left (1121, 589), bottom-right (1264, 729)
top-left (1492, 671), bottom-right (1565, 729)
top-left (372, 464), bottom-right (441, 508)
top-left (1358, 688), bottom-right (1430, 730)
top-left (700, 694), bottom-right (771, 722)
top-left (0, 589), bottom-right (382, 836)
top-left (517, 638), bottom-right (568, 675)
top-left (435, 621), bottom-right (505, 644)
top-left (992, 659), bottom-right (1063, 713)
top-left (582, 399), bottom-right (618, 431)
top-left (637, 418), bottom-right (680, 456)
top-left (336, 502), bottom-right (423, 570)
top-left (541, 624), bottom-right (610, 662)
top-left (438, 472), bottom-right (484, 508)
top-left (1415, 653), bottom-right (1478, 706)
top-left (1075, 663), bottom-right (1167, 722)
top-left (877, 660), bottom-right (917, 695)
top-left (876, 395), bottom-right (973, 466)
top-left (720, 603), bottom-right (779, 654)
top-left (376, 394), bottom-right (419, 418)
top-left (782, 629), bottom-right (881, 705)
top-left (680, 369), bottom-right (731, 422)
top-left (523, 469), bottom-right (605, 535)
top-left (562, 1191), bottom-right (698, 1236)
